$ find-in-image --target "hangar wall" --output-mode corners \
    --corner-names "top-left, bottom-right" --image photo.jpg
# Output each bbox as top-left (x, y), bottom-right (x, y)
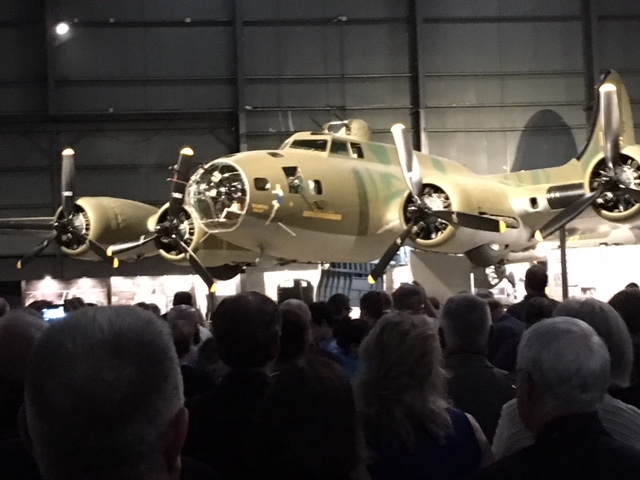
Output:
top-left (0, 0), bottom-right (639, 278)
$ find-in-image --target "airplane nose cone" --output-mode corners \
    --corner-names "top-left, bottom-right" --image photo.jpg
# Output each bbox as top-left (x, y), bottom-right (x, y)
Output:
top-left (186, 160), bottom-right (249, 232)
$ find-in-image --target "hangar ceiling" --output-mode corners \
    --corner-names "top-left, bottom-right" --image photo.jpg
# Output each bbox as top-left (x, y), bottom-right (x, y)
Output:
top-left (0, 0), bottom-right (639, 278)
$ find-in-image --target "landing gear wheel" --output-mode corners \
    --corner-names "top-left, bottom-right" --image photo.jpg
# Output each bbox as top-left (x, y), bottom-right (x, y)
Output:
top-left (465, 243), bottom-right (507, 268)
top-left (207, 263), bottom-right (245, 281)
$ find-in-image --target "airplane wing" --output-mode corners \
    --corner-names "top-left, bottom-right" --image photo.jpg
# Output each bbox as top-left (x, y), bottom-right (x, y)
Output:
top-left (0, 149), bottom-right (159, 268)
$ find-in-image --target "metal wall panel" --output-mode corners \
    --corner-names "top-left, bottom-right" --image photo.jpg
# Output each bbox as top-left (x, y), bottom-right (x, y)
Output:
top-left (423, 75), bottom-right (585, 105)
top-left (0, 170), bottom-right (54, 207)
top-left (0, 132), bottom-right (54, 213)
top-left (418, 0), bottom-right (590, 174)
top-left (56, 0), bottom-right (232, 22)
top-left (0, 22), bottom-right (47, 114)
top-left (0, 85), bottom-right (47, 114)
top-left (52, 26), bottom-right (235, 113)
top-left (244, 26), bottom-right (341, 76)
top-left (425, 105), bottom-right (585, 131)
top-left (0, 0), bottom-right (42, 21)
top-left (243, 0), bottom-right (404, 20)
top-left (597, 20), bottom-right (640, 70)
top-left (422, 22), bottom-right (583, 73)
top-left (243, 18), bottom-right (410, 148)
top-left (54, 82), bottom-right (236, 113)
top-left (594, 0), bottom-right (640, 15)
top-left (0, 27), bottom-right (46, 79)
top-left (421, 0), bottom-right (581, 17)
top-left (65, 130), bottom-right (233, 203)
top-left (0, 134), bottom-right (50, 167)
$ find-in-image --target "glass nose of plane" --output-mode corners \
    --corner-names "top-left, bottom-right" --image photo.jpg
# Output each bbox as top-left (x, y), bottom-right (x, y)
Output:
top-left (186, 160), bottom-right (249, 232)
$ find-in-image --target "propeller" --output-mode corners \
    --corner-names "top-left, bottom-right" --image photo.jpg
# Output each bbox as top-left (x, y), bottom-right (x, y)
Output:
top-left (0, 148), bottom-right (113, 269)
top-left (368, 124), bottom-right (506, 284)
top-left (107, 148), bottom-right (216, 293)
top-left (533, 82), bottom-right (640, 241)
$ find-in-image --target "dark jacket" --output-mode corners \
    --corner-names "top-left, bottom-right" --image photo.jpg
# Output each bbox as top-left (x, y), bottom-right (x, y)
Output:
top-left (184, 369), bottom-right (272, 479)
top-left (487, 314), bottom-right (525, 363)
top-left (0, 436), bottom-right (219, 480)
top-left (469, 412), bottom-right (640, 480)
top-left (506, 293), bottom-right (559, 322)
top-left (445, 354), bottom-right (515, 443)
top-left (366, 407), bottom-right (482, 480)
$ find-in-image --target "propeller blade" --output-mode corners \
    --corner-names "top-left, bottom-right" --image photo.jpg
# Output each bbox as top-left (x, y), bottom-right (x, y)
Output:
top-left (430, 211), bottom-right (507, 233)
top-left (61, 148), bottom-right (76, 217)
top-left (107, 234), bottom-right (157, 257)
top-left (168, 147), bottom-right (194, 219)
top-left (599, 83), bottom-right (622, 172)
top-left (391, 124), bottom-right (422, 199)
top-left (534, 187), bottom-right (602, 241)
top-left (66, 229), bottom-right (111, 263)
top-left (17, 234), bottom-right (57, 269)
top-left (174, 236), bottom-right (217, 293)
top-left (368, 222), bottom-right (415, 284)
top-left (0, 217), bottom-right (55, 232)
top-left (85, 237), bottom-right (112, 262)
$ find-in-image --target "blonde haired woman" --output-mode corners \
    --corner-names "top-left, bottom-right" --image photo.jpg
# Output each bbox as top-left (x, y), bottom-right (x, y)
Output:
top-left (356, 311), bottom-right (491, 480)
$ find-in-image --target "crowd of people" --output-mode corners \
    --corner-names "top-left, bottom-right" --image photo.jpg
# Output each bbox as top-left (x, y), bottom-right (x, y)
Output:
top-left (1, 265), bottom-right (640, 479)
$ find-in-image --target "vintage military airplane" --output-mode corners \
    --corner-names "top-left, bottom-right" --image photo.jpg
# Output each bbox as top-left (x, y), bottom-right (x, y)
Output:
top-left (1, 70), bottom-right (639, 292)
top-left (103, 69), bottom-right (640, 289)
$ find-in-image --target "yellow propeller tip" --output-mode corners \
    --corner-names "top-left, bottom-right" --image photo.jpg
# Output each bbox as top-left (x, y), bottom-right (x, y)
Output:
top-left (499, 220), bottom-right (507, 233)
top-left (534, 230), bottom-right (544, 242)
top-left (61, 148), bottom-right (75, 155)
top-left (112, 258), bottom-right (119, 269)
top-left (106, 246), bottom-right (113, 257)
top-left (209, 284), bottom-right (217, 294)
top-left (16, 261), bottom-right (22, 269)
top-left (180, 147), bottom-right (194, 156)
top-left (367, 275), bottom-right (376, 285)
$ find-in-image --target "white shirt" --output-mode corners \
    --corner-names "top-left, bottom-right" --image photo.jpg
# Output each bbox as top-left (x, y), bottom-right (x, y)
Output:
top-left (493, 394), bottom-right (640, 458)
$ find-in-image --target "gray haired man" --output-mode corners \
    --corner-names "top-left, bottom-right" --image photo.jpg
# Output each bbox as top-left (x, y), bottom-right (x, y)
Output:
top-left (471, 317), bottom-right (640, 479)
top-left (22, 306), bottom-right (190, 480)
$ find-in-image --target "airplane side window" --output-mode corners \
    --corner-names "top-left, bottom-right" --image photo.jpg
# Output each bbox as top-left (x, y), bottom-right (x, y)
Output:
top-left (330, 140), bottom-right (350, 157)
top-left (350, 143), bottom-right (364, 158)
top-left (254, 178), bottom-right (270, 191)
top-left (289, 139), bottom-right (328, 152)
top-left (310, 180), bottom-right (323, 195)
top-left (282, 166), bottom-right (304, 194)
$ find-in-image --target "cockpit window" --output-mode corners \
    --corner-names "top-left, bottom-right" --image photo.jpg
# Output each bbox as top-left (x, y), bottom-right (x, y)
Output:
top-left (330, 140), bottom-right (350, 157)
top-left (350, 143), bottom-right (364, 158)
top-left (289, 139), bottom-right (328, 152)
top-left (329, 140), bottom-right (365, 158)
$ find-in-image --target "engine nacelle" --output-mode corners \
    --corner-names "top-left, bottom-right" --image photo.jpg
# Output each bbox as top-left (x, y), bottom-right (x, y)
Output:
top-left (406, 178), bottom-right (476, 249)
top-left (59, 197), bottom-right (159, 260)
top-left (152, 203), bottom-right (258, 267)
top-left (585, 145), bottom-right (640, 225)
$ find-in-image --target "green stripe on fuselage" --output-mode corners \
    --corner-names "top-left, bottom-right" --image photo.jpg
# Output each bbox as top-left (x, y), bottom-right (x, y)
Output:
top-left (353, 168), bottom-right (370, 237)
top-left (430, 156), bottom-right (447, 174)
top-left (368, 142), bottom-right (393, 165)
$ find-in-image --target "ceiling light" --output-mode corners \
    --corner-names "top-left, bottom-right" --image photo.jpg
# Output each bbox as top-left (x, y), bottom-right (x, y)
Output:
top-left (55, 22), bottom-right (70, 35)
